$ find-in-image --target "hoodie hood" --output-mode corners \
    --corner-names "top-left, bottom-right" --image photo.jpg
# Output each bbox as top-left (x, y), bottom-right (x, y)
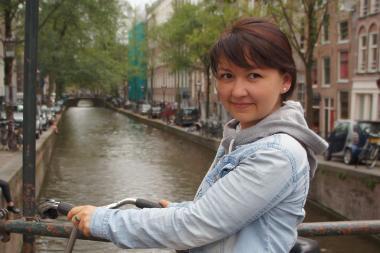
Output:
top-left (221, 100), bottom-right (328, 178)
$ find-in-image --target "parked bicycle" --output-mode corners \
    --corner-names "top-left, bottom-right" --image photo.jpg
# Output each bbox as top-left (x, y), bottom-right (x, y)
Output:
top-left (357, 132), bottom-right (380, 168)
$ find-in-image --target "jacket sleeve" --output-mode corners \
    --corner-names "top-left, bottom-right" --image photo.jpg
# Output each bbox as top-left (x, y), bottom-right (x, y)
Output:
top-left (168, 201), bottom-right (193, 208)
top-left (89, 146), bottom-right (296, 250)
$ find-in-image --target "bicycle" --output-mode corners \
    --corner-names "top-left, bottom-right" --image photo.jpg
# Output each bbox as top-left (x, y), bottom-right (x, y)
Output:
top-left (357, 132), bottom-right (380, 169)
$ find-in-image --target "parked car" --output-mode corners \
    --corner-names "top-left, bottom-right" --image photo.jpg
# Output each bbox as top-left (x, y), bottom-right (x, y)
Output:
top-left (51, 105), bottom-right (62, 114)
top-left (13, 111), bottom-right (23, 128)
top-left (124, 100), bottom-right (133, 110)
top-left (12, 104), bottom-right (23, 127)
top-left (174, 107), bottom-right (199, 126)
top-left (324, 120), bottom-right (380, 164)
top-left (35, 116), bottom-right (42, 139)
top-left (138, 103), bottom-right (151, 115)
top-left (41, 105), bottom-right (55, 125)
top-left (0, 111), bottom-right (6, 121)
top-left (37, 106), bottom-right (49, 131)
top-left (148, 106), bottom-right (162, 119)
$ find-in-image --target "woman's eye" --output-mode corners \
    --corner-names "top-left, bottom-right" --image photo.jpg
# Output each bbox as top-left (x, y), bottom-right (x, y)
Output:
top-left (248, 73), bottom-right (262, 79)
top-left (219, 73), bottom-right (233, 79)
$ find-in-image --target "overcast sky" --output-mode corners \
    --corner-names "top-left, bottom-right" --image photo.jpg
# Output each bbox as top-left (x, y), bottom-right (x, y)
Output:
top-left (122, 0), bottom-right (155, 18)
top-left (126, 0), bottom-right (155, 9)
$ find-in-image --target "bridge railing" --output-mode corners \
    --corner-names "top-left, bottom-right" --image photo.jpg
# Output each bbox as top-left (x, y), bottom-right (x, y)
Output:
top-left (1, 218), bottom-right (380, 243)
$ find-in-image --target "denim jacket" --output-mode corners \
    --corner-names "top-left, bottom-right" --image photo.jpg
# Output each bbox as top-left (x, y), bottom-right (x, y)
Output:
top-left (90, 101), bottom-right (328, 253)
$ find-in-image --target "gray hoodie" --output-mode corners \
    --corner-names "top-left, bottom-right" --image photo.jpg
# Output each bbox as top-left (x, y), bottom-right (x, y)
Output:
top-left (221, 100), bottom-right (328, 178)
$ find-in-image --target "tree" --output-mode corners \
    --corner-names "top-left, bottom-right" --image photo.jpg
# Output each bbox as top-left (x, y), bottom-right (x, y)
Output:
top-left (0, 0), bottom-right (25, 150)
top-left (154, 1), bottom-right (241, 118)
top-left (0, 0), bottom-right (74, 149)
top-left (38, 0), bottom-right (129, 98)
top-left (266, 0), bottom-right (330, 125)
top-left (153, 3), bottom-right (200, 106)
top-left (186, 1), bottom-right (240, 118)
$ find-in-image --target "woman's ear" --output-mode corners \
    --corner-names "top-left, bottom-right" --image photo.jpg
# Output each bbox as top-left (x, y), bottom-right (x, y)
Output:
top-left (281, 73), bottom-right (292, 94)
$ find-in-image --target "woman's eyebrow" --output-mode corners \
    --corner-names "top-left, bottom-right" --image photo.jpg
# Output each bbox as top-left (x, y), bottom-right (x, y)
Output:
top-left (217, 67), bottom-right (231, 71)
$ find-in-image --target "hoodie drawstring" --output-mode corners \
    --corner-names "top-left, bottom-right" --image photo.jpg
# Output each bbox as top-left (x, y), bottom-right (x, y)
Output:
top-left (228, 139), bottom-right (235, 154)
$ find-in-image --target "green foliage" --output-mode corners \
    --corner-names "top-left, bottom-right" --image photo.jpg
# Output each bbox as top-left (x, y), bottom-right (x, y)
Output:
top-left (338, 172), bottom-right (347, 181)
top-left (38, 0), bottom-right (129, 95)
top-left (362, 178), bottom-right (379, 191)
top-left (152, 1), bottom-right (241, 73)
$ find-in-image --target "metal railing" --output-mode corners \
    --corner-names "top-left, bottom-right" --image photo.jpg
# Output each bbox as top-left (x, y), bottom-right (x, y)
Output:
top-left (1, 218), bottom-right (380, 243)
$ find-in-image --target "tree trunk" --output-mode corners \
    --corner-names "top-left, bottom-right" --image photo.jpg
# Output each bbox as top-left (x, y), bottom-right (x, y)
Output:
top-left (4, 3), bottom-right (17, 150)
top-left (305, 61), bottom-right (314, 127)
top-left (204, 65), bottom-right (211, 119)
top-left (175, 71), bottom-right (181, 109)
top-left (149, 67), bottom-right (154, 104)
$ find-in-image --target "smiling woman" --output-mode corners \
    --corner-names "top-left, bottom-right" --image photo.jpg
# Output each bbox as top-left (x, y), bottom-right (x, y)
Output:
top-left (67, 18), bottom-right (328, 253)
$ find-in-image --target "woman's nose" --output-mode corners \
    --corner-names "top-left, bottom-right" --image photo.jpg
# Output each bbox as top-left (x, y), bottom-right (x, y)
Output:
top-left (231, 78), bottom-right (249, 97)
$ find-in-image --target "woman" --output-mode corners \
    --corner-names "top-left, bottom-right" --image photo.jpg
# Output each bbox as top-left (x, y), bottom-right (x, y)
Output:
top-left (68, 18), bottom-right (327, 252)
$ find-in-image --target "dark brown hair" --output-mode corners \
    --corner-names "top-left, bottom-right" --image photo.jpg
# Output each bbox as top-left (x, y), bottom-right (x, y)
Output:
top-left (210, 17), bottom-right (296, 100)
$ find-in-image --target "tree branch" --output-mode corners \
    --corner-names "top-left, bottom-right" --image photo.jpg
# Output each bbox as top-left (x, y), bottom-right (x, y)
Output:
top-left (39, 0), bottom-right (67, 30)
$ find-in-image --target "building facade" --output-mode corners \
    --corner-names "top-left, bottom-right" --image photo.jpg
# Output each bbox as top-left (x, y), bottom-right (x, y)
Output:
top-left (146, 0), bottom-right (206, 113)
top-left (128, 22), bottom-right (147, 102)
top-left (351, 0), bottom-right (380, 121)
top-left (311, 0), bottom-right (355, 138)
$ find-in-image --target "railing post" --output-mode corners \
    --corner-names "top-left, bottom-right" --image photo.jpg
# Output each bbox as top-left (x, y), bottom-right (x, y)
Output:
top-left (22, 0), bottom-right (39, 252)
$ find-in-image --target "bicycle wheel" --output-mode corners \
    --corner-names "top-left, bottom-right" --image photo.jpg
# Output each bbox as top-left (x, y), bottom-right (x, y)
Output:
top-left (366, 145), bottom-right (379, 169)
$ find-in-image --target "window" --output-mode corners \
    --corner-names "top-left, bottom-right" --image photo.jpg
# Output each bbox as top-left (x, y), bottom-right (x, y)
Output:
top-left (297, 82), bottom-right (305, 107)
top-left (361, 0), bottom-right (369, 16)
top-left (358, 34), bottom-right (368, 72)
top-left (321, 14), bottom-right (329, 43)
top-left (338, 21), bottom-right (349, 42)
top-left (323, 57), bottom-right (331, 85)
top-left (370, 0), bottom-right (380, 13)
top-left (313, 93), bottom-right (321, 107)
top-left (338, 51), bottom-right (349, 81)
top-left (312, 61), bottom-right (318, 85)
top-left (334, 122), bottom-right (349, 135)
top-left (339, 91), bottom-right (349, 119)
top-left (355, 94), bottom-right (373, 120)
top-left (368, 32), bottom-right (378, 71)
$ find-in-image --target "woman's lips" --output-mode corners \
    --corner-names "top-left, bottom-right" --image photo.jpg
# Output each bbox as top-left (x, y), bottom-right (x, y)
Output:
top-left (230, 102), bottom-right (254, 109)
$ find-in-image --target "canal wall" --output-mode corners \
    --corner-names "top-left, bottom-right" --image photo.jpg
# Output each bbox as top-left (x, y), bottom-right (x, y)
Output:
top-left (309, 160), bottom-right (380, 220)
top-left (109, 106), bottom-right (380, 222)
top-left (0, 115), bottom-right (61, 253)
top-left (109, 106), bottom-right (220, 151)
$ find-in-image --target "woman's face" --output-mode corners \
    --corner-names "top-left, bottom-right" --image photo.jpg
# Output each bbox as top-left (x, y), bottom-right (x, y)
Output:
top-left (216, 57), bottom-right (291, 129)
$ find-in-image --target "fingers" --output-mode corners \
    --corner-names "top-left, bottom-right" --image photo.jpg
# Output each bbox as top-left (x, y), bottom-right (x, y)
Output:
top-left (67, 206), bottom-right (84, 221)
top-left (67, 205), bottom-right (97, 237)
top-left (159, 199), bottom-right (170, 208)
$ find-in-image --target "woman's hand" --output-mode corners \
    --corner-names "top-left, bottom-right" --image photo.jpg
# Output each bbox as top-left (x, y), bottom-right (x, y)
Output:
top-left (159, 199), bottom-right (170, 208)
top-left (67, 205), bottom-right (97, 237)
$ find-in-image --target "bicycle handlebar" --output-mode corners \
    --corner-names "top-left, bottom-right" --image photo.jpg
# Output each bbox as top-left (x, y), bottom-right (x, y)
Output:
top-left (38, 198), bottom-right (162, 219)
top-left (57, 202), bottom-right (75, 215)
top-left (136, 198), bottom-right (162, 209)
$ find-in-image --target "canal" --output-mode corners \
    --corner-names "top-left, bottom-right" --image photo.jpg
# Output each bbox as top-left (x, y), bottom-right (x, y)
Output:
top-left (37, 106), bottom-right (380, 253)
